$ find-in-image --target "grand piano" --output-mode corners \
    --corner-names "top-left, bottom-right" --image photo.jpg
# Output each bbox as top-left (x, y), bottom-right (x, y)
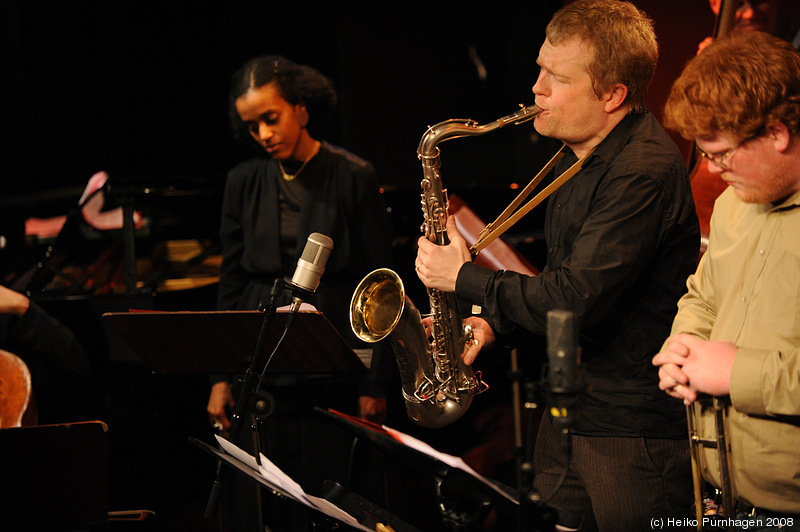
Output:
top-left (2, 173), bottom-right (224, 301)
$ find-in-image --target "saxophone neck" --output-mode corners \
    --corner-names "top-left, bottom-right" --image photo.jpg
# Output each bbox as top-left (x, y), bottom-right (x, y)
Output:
top-left (418, 118), bottom-right (478, 159)
top-left (417, 104), bottom-right (542, 159)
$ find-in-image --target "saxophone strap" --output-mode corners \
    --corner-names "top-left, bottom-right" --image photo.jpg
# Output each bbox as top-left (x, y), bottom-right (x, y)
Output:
top-left (470, 144), bottom-right (594, 257)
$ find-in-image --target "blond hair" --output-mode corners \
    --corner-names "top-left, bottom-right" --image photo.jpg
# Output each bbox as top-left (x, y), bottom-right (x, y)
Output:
top-left (547, 0), bottom-right (658, 111)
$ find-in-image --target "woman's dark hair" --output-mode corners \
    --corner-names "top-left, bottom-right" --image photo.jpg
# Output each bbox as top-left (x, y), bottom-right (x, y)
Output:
top-left (228, 55), bottom-right (337, 139)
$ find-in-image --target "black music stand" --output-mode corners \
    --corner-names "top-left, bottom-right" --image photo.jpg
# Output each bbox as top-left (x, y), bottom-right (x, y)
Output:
top-left (101, 309), bottom-right (367, 375)
top-left (102, 309), bottom-right (370, 531)
top-left (316, 408), bottom-right (530, 531)
top-left (190, 436), bottom-right (415, 532)
top-left (0, 421), bottom-right (109, 530)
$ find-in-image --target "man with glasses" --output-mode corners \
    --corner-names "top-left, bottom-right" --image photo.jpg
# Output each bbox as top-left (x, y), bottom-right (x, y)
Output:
top-left (654, 31), bottom-right (800, 530)
top-left (692, 0), bottom-right (800, 246)
top-left (694, 140), bottom-right (749, 171)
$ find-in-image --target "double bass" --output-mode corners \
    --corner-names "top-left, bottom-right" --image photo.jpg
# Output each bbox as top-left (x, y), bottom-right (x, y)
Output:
top-left (0, 349), bottom-right (37, 428)
top-left (689, 0), bottom-right (738, 256)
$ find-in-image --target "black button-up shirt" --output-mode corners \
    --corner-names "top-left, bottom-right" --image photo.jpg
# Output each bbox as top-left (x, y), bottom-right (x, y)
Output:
top-left (457, 110), bottom-right (700, 438)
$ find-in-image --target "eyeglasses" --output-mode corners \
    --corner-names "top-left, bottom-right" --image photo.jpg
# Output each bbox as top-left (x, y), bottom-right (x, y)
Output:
top-left (696, 137), bottom-right (752, 170)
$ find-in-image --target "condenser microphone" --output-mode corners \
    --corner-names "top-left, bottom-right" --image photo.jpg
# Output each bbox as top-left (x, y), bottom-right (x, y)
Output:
top-left (546, 309), bottom-right (581, 430)
top-left (287, 233), bottom-right (333, 311)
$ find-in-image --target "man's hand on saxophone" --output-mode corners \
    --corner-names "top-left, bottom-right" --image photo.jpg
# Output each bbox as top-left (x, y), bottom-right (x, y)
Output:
top-left (420, 314), bottom-right (496, 367)
top-left (415, 216), bottom-right (472, 293)
top-left (416, 215), bottom-right (496, 366)
top-left (462, 316), bottom-right (496, 366)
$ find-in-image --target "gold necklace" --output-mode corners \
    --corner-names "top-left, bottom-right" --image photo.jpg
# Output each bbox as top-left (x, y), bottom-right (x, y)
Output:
top-left (278, 158), bottom-right (310, 181)
top-left (277, 142), bottom-right (320, 181)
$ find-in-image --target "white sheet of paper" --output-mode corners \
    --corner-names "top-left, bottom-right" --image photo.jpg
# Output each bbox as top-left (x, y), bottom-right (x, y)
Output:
top-left (256, 453), bottom-right (309, 504)
top-left (213, 435), bottom-right (372, 531)
top-left (215, 434), bottom-right (259, 470)
top-left (382, 426), bottom-right (518, 504)
top-left (276, 302), bottom-right (317, 311)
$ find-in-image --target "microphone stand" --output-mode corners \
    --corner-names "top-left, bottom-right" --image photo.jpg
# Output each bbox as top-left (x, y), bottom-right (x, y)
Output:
top-left (204, 278), bottom-right (285, 520)
top-left (516, 376), bottom-right (558, 532)
top-left (515, 369), bottom-right (582, 532)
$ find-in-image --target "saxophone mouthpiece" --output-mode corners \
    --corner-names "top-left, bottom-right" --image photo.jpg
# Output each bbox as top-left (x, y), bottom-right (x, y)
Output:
top-left (500, 104), bottom-right (542, 126)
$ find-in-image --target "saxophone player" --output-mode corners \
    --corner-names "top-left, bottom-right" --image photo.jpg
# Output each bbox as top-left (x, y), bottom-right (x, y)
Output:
top-left (415, 1), bottom-right (699, 530)
top-left (653, 31), bottom-right (800, 530)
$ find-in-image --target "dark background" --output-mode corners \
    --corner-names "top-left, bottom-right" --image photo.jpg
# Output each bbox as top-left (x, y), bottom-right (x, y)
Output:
top-left (2, 1), bottom-right (710, 202)
top-left (1, 0), bottom-right (713, 284)
top-left (1, 2), bottom-right (715, 530)
top-left (3, 2), bottom-right (555, 197)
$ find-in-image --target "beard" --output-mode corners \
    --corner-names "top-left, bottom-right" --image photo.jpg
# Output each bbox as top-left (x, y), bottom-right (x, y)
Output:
top-left (727, 167), bottom-right (798, 205)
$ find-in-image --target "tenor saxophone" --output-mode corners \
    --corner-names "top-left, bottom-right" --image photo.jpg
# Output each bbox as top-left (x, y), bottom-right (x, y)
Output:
top-left (350, 104), bottom-right (541, 428)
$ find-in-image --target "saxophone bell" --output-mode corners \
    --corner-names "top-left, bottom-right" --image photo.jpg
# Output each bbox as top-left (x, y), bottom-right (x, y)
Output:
top-left (350, 268), bottom-right (485, 428)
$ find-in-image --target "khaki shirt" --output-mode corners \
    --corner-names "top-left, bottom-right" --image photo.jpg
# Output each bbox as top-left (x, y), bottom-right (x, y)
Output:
top-left (670, 186), bottom-right (800, 513)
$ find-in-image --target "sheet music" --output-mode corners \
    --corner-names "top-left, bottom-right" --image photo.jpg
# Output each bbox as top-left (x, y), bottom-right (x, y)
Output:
top-left (276, 302), bottom-right (317, 312)
top-left (215, 435), bottom-right (259, 470)
top-left (381, 426), bottom-right (519, 505)
top-left (213, 435), bottom-right (372, 531)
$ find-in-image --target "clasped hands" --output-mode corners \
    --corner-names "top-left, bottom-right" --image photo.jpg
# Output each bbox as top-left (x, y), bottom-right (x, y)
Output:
top-left (652, 333), bottom-right (738, 405)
